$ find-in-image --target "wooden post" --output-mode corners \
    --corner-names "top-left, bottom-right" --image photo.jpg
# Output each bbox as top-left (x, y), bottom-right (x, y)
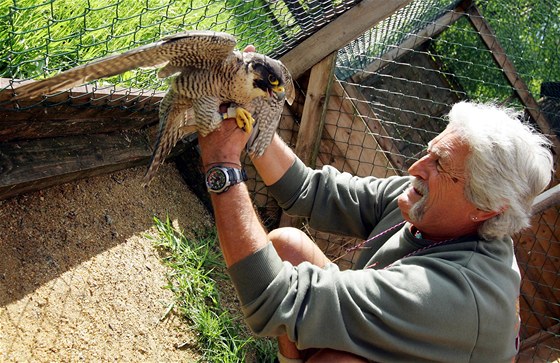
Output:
top-left (295, 52), bottom-right (337, 168)
top-left (279, 53), bottom-right (337, 228)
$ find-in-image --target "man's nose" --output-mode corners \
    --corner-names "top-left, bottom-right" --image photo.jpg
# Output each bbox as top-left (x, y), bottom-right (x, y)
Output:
top-left (408, 155), bottom-right (430, 180)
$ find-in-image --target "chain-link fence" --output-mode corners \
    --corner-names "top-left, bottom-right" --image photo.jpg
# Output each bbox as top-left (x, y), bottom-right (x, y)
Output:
top-left (1, 0), bottom-right (559, 361)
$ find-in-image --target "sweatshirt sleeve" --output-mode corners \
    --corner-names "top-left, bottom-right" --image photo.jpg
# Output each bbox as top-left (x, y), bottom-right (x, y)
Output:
top-left (228, 243), bottom-right (517, 362)
top-left (267, 157), bottom-right (411, 240)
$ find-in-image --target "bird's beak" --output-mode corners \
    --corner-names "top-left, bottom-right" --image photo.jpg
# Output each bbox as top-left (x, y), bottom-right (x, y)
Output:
top-left (272, 85), bottom-right (286, 101)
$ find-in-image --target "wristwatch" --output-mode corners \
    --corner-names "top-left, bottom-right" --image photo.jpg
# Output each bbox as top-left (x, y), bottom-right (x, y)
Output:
top-left (205, 166), bottom-right (248, 194)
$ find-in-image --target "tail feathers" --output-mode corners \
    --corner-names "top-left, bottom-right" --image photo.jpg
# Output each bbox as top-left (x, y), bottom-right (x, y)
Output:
top-left (143, 119), bottom-right (180, 186)
top-left (142, 98), bottom-right (194, 186)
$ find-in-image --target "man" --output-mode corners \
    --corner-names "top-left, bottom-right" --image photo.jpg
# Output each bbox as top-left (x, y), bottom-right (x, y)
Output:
top-left (198, 101), bottom-right (553, 362)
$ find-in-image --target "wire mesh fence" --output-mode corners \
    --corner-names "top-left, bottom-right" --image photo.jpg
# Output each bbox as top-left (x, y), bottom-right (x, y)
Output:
top-left (1, 0), bottom-right (559, 361)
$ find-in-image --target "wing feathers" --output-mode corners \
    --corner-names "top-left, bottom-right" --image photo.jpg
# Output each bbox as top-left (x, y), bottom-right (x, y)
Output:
top-left (13, 30), bottom-right (237, 99)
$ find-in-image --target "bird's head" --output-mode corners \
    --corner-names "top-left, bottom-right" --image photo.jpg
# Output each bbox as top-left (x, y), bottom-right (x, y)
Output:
top-left (245, 53), bottom-right (294, 105)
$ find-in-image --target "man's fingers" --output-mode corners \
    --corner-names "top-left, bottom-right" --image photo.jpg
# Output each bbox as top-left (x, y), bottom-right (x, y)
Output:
top-left (244, 45), bottom-right (256, 53)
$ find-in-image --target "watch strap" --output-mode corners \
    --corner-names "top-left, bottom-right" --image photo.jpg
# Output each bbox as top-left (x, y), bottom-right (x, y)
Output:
top-left (206, 165), bottom-right (247, 194)
top-left (226, 167), bottom-right (247, 186)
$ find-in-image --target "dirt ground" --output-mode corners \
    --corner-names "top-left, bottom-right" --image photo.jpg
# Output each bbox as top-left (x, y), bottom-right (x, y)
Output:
top-left (0, 164), bottom-right (214, 362)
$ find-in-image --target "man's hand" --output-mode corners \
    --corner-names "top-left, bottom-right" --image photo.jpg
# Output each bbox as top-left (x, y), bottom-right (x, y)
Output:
top-left (198, 118), bottom-right (250, 170)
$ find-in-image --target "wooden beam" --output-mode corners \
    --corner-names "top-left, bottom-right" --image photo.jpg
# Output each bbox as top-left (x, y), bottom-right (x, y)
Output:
top-left (351, 3), bottom-right (467, 83)
top-left (520, 323), bottom-right (560, 352)
top-left (0, 105), bottom-right (158, 142)
top-left (0, 129), bottom-right (155, 200)
top-left (294, 52), bottom-right (337, 167)
top-left (466, 6), bottom-right (557, 145)
top-left (1, 78), bottom-right (164, 108)
top-left (532, 184), bottom-right (560, 215)
top-left (280, 0), bottom-right (414, 79)
top-left (0, 78), bottom-right (162, 141)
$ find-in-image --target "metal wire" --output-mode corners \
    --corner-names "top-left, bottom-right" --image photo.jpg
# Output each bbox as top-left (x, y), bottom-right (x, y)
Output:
top-left (1, 0), bottom-right (559, 359)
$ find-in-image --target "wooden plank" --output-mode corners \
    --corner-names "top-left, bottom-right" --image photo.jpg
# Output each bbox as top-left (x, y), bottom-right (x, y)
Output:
top-left (352, 2), bottom-right (467, 83)
top-left (316, 127), bottom-right (356, 174)
top-left (1, 78), bottom-right (164, 108)
top-left (280, 0), bottom-right (414, 79)
top-left (520, 323), bottom-right (560, 352)
top-left (466, 6), bottom-right (558, 148)
top-left (532, 184), bottom-right (560, 215)
top-left (324, 90), bottom-right (394, 177)
top-left (0, 130), bottom-right (155, 200)
top-left (516, 233), bottom-right (559, 331)
top-left (295, 52), bottom-right (337, 167)
top-left (0, 106), bottom-right (158, 142)
top-left (518, 282), bottom-right (547, 338)
top-left (0, 78), bottom-right (162, 141)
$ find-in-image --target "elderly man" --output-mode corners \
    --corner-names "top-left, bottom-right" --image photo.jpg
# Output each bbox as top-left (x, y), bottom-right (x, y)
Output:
top-left (198, 101), bottom-right (553, 362)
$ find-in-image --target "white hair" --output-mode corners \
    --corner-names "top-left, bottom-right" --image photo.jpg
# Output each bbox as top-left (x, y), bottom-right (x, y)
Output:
top-left (446, 101), bottom-right (553, 240)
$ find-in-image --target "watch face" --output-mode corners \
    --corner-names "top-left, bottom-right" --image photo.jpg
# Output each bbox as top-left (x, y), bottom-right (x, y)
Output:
top-left (206, 168), bottom-right (228, 192)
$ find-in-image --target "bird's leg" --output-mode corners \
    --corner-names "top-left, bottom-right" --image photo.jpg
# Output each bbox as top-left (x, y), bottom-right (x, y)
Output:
top-left (235, 107), bottom-right (255, 134)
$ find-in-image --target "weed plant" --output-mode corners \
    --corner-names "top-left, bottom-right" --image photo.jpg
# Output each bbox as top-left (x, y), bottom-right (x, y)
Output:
top-left (149, 216), bottom-right (277, 363)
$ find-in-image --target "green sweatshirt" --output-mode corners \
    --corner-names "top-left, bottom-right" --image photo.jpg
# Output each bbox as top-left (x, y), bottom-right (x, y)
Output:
top-left (228, 158), bottom-right (520, 362)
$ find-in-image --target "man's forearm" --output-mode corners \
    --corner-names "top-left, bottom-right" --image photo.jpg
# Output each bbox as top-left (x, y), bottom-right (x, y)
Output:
top-left (251, 133), bottom-right (296, 186)
top-left (210, 183), bottom-right (270, 267)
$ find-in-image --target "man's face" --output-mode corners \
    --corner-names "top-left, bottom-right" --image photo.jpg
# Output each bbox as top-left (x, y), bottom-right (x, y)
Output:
top-left (397, 130), bottom-right (480, 240)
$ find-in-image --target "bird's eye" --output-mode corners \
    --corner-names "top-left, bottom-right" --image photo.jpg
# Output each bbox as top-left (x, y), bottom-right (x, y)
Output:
top-left (268, 74), bottom-right (279, 85)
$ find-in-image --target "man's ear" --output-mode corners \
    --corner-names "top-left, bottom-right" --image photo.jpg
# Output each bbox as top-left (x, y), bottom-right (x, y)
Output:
top-left (473, 206), bottom-right (508, 222)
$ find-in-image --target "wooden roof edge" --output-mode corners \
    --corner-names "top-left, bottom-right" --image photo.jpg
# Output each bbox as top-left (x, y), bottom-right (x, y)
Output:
top-left (0, 77), bottom-right (165, 109)
top-left (351, 0), bottom-right (469, 83)
top-left (532, 183), bottom-right (560, 215)
top-left (280, 0), bottom-right (414, 80)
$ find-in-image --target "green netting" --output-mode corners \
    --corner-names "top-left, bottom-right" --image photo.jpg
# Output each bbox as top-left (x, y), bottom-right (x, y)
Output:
top-left (333, 0), bottom-right (560, 173)
top-left (0, 0), bottom-right (359, 90)
top-left (337, 0), bottom-right (560, 101)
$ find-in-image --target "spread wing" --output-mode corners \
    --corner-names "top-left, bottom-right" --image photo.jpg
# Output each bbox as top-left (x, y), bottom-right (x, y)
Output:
top-left (13, 30), bottom-right (237, 99)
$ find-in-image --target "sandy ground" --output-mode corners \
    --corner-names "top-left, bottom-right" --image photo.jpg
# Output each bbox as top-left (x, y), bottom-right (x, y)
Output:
top-left (0, 164), bottom-right (213, 362)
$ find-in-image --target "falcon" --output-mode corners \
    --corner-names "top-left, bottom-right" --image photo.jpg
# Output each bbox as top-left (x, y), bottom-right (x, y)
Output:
top-left (13, 30), bottom-right (295, 184)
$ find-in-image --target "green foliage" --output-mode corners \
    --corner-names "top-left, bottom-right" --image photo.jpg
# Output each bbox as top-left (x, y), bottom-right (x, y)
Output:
top-left (149, 216), bottom-right (277, 363)
top-left (0, 0), bottom-right (234, 88)
top-left (223, 0), bottom-right (307, 56)
top-left (432, 16), bottom-right (513, 102)
top-left (433, 0), bottom-right (560, 102)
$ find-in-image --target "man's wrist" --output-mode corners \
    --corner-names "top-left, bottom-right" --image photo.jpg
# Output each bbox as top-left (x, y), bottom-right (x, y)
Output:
top-left (203, 161), bottom-right (242, 172)
top-left (205, 165), bottom-right (248, 194)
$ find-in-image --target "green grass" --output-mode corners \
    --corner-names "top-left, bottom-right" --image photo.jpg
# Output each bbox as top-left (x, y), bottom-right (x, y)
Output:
top-left (148, 216), bottom-right (277, 363)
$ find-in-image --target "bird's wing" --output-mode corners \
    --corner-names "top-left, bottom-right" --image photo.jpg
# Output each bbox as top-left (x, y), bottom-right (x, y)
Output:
top-left (246, 93), bottom-right (284, 156)
top-left (13, 30), bottom-right (237, 99)
top-left (246, 59), bottom-right (294, 155)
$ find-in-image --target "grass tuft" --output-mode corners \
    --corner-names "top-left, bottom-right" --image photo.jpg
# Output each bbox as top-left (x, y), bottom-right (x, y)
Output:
top-left (148, 216), bottom-right (277, 363)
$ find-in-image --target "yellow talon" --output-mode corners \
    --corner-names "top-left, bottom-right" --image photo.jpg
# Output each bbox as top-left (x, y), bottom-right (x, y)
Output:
top-left (236, 107), bottom-right (255, 134)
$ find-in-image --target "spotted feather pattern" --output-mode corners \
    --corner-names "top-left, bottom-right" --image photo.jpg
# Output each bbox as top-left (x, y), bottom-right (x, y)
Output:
top-left (13, 30), bottom-right (294, 185)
